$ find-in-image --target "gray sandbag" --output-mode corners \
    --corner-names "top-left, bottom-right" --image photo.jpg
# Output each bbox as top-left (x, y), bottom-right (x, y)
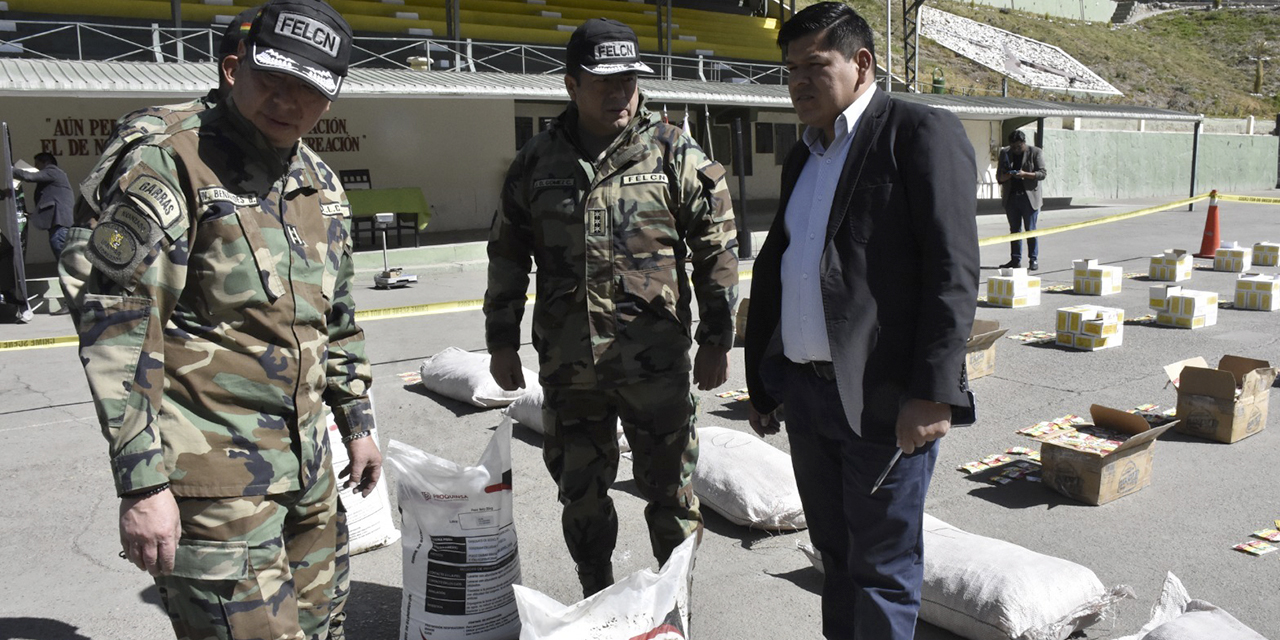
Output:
top-left (419, 346), bottom-right (534, 408)
top-left (1116, 573), bottom-right (1267, 640)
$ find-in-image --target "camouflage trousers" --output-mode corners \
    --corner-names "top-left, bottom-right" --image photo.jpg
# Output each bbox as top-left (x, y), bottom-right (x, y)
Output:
top-left (156, 467), bottom-right (342, 640)
top-left (542, 375), bottom-right (702, 576)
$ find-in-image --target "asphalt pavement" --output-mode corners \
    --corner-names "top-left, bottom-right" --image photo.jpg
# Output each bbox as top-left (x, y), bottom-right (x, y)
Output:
top-left (2, 191), bottom-right (1278, 640)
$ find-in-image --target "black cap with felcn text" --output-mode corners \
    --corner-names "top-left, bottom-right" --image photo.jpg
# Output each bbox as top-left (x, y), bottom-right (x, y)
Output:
top-left (566, 18), bottom-right (654, 75)
top-left (245, 0), bottom-right (352, 100)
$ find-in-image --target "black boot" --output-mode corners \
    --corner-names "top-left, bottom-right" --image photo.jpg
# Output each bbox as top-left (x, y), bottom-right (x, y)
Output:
top-left (577, 561), bottom-right (614, 598)
top-left (999, 258), bottom-right (1020, 269)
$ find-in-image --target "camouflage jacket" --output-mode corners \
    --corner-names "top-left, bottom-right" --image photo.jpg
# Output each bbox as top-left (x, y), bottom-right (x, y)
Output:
top-left (75, 89), bottom-right (220, 227)
top-left (485, 100), bottom-right (738, 389)
top-left (59, 97), bottom-right (373, 498)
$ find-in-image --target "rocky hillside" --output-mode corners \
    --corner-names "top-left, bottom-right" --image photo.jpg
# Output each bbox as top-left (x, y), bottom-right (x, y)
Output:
top-left (827, 0), bottom-right (1280, 117)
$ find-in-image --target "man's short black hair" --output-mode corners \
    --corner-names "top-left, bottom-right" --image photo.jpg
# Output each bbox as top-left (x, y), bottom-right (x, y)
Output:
top-left (1008, 130), bottom-right (1027, 144)
top-left (34, 152), bottom-right (56, 166)
top-left (777, 1), bottom-right (876, 65)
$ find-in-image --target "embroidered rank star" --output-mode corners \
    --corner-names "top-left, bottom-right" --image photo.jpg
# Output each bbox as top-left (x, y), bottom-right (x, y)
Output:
top-left (588, 208), bottom-right (607, 236)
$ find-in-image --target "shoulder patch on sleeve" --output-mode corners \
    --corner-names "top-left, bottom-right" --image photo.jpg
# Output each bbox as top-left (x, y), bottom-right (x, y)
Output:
top-left (89, 221), bottom-right (139, 268)
top-left (127, 175), bottom-right (183, 229)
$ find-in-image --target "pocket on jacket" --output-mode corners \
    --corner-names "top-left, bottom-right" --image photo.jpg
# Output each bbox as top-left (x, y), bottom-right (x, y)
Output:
top-left (847, 183), bottom-right (892, 243)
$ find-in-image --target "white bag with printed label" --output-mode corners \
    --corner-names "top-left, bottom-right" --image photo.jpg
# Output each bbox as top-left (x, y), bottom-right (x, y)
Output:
top-left (325, 414), bottom-right (399, 555)
top-left (387, 420), bottom-right (522, 640)
top-left (513, 534), bottom-right (696, 640)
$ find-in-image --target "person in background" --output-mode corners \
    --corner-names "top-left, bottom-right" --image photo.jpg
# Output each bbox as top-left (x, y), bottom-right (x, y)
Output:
top-left (997, 129), bottom-right (1047, 271)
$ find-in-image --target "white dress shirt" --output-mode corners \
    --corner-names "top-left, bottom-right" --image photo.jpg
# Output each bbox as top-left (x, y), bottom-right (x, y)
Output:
top-left (780, 86), bottom-right (878, 363)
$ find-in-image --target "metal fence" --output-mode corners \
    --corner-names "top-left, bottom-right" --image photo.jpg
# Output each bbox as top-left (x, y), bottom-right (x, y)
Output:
top-left (0, 19), bottom-right (787, 84)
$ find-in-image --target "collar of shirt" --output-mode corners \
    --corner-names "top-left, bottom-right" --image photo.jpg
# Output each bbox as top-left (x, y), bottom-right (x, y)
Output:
top-left (800, 85), bottom-right (878, 157)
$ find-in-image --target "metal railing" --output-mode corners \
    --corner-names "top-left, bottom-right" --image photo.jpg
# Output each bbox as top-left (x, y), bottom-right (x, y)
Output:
top-left (0, 19), bottom-right (787, 84)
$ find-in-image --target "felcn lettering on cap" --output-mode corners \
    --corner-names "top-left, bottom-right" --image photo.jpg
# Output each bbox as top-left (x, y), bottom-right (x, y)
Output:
top-left (275, 12), bottom-right (340, 58)
top-left (594, 41), bottom-right (637, 60)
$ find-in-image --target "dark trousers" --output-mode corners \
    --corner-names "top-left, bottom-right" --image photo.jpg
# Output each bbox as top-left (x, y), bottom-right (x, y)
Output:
top-left (782, 361), bottom-right (938, 640)
top-left (48, 224), bottom-right (68, 256)
top-left (1003, 197), bottom-right (1038, 261)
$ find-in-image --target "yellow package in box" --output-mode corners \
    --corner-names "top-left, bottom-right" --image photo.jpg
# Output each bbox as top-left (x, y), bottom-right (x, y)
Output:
top-left (1148, 249), bottom-right (1191, 282)
top-left (1072, 258), bottom-right (1122, 296)
top-left (1235, 273), bottom-right (1280, 311)
top-left (1214, 241), bottom-right (1252, 272)
top-left (1056, 304), bottom-right (1123, 350)
top-left (1253, 242), bottom-right (1279, 267)
top-left (986, 268), bottom-right (1041, 308)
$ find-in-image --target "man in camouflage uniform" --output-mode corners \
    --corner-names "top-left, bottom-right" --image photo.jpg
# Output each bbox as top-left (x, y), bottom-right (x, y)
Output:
top-left (74, 5), bottom-right (261, 229)
top-left (484, 18), bottom-right (738, 597)
top-left (58, 2), bottom-right (378, 639)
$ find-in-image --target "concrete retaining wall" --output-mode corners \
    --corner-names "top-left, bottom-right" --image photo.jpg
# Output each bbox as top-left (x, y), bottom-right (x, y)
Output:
top-left (1041, 128), bottom-right (1278, 200)
top-left (967, 0), bottom-right (1117, 22)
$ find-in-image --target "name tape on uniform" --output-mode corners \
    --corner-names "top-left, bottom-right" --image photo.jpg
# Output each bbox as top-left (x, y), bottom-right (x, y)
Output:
top-left (533, 178), bottom-right (575, 190)
top-left (198, 186), bottom-right (259, 208)
top-left (320, 202), bottom-right (350, 217)
top-left (621, 173), bottom-right (669, 186)
top-left (128, 176), bottom-right (182, 229)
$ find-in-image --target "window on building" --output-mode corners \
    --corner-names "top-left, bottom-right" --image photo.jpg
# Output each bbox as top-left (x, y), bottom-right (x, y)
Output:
top-left (515, 116), bottom-right (533, 151)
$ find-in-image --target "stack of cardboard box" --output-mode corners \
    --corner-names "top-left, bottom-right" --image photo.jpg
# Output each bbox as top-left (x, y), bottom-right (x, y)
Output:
top-left (1072, 259), bottom-right (1122, 296)
top-left (986, 268), bottom-right (1041, 308)
top-left (1148, 249), bottom-right (1192, 282)
top-left (1214, 242), bottom-right (1253, 272)
top-left (1164, 356), bottom-right (1278, 443)
top-left (1253, 241), bottom-right (1280, 266)
top-left (1149, 285), bottom-right (1218, 328)
top-left (1055, 305), bottom-right (1124, 351)
top-left (1234, 273), bottom-right (1280, 311)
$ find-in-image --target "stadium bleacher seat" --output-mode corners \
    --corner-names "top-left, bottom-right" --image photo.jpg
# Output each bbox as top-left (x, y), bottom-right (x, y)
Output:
top-left (3, 0), bottom-right (780, 62)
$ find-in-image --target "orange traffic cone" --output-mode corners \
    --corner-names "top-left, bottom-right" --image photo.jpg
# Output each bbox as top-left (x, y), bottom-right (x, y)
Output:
top-left (1194, 190), bottom-right (1221, 259)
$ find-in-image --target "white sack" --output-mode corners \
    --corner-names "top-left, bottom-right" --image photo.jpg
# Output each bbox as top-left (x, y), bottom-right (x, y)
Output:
top-left (386, 421), bottom-right (522, 640)
top-left (325, 415), bottom-right (400, 555)
top-left (692, 426), bottom-right (806, 531)
top-left (503, 386), bottom-right (630, 453)
top-left (798, 514), bottom-right (1130, 640)
top-left (420, 346), bottom-right (534, 408)
top-left (513, 534), bottom-right (696, 640)
top-left (1116, 573), bottom-right (1267, 640)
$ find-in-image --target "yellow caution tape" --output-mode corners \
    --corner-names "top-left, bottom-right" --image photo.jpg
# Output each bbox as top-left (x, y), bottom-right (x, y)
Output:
top-left (0, 335), bottom-right (79, 352)
top-left (1215, 193), bottom-right (1280, 205)
top-left (978, 193), bottom-right (1212, 247)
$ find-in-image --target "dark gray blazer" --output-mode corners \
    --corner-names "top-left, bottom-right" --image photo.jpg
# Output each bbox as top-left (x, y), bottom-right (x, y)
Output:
top-left (13, 164), bottom-right (74, 230)
top-left (744, 90), bottom-right (980, 442)
top-left (998, 144), bottom-right (1046, 211)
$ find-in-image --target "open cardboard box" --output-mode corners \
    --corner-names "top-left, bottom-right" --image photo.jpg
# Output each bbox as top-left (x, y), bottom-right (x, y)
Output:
top-left (1164, 355), bottom-right (1278, 443)
top-left (965, 319), bottom-right (1007, 380)
top-left (1035, 405), bottom-right (1176, 505)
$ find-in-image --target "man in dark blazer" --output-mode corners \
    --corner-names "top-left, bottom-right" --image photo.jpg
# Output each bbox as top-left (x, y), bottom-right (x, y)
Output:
top-left (744, 3), bottom-right (979, 639)
top-left (13, 152), bottom-right (74, 257)
top-left (996, 129), bottom-right (1047, 270)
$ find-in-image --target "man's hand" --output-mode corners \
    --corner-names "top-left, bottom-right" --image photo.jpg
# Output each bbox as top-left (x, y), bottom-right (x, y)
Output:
top-left (895, 398), bottom-right (951, 454)
top-left (748, 404), bottom-right (782, 437)
top-left (489, 347), bottom-right (526, 392)
top-left (341, 437), bottom-right (383, 498)
top-left (693, 344), bottom-right (730, 391)
top-left (120, 488), bottom-right (181, 576)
